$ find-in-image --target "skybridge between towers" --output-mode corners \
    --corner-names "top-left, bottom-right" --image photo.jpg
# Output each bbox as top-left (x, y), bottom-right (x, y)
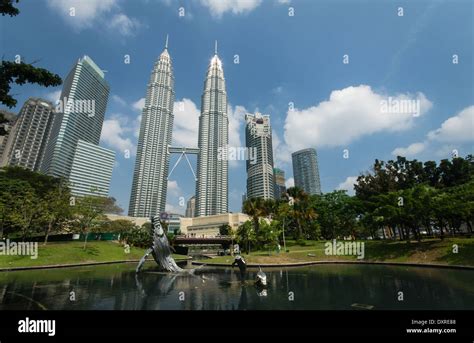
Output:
top-left (167, 146), bottom-right (200, 181)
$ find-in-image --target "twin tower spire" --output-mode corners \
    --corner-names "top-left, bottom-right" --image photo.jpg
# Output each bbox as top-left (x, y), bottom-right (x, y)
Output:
top-left (129, 35), bottom-right (228, 218)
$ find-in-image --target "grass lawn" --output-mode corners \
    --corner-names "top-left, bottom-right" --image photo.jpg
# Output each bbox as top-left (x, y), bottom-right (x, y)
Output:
top-left (0, 241), bottom-right (186, 269)
top-left (195, 238), bottom-right (474, 267)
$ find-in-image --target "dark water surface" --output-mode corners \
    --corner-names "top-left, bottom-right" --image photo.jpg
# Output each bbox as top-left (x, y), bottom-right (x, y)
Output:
top-left (0, 263), bottom-right (472, 310)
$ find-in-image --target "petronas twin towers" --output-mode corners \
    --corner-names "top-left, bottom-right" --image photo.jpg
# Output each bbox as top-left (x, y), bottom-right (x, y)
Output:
top-left (129, 37), bottom-right (228, 218)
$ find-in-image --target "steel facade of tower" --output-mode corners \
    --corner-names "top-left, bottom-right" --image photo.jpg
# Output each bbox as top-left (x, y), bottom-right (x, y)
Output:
top-left (195, 46), bottom-right (229, 216)
top-left (245, 112), bottom-right (274, 200)
top-left (292, 148), bottom-right (322, 195)
top-left (128, 43), bottom-right (175, 217)
top-left (40, 56), bottom-right (110, 179)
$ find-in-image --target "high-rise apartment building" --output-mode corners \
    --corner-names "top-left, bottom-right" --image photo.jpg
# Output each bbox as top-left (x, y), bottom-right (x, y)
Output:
top-left (185, 196), bottom-right (196, 218)
top-left (245, 112), bottom-right (274, 200)
top-left (0, 109), bottom-right (18, 167)
top-left (5, 98), bottom-right (54, 171)
top-left (292, 148), bottom-right (322, 195)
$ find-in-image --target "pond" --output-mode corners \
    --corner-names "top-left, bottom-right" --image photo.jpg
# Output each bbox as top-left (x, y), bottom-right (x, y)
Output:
top-left (0, 263), bottom-right (472, 310)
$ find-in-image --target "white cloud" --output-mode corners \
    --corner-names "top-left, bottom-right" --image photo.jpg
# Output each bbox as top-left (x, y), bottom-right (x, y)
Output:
top-left (132, 98), bottom-right (145, 111)
top-left (337, 176), bottom-right (358, 195)
top-left (167, 180), bottom-right (181, 197)
top-left (427, 106), bottom-right (474, 143)
top-left (199, 0), bottom-right (262, 17)
top-left (111, 94), bottom-right (126, 106)
top-left (283, 85), bottom-right (432, 152)
top-left (172, 98), bottom-right (200, 147)
top-left (107, 13), bottom-right (141, 37)
top-left (392, 105), bottom-right (473, 159)
top-left (165, 203), bottom-right (184, 215)
top-left (166, 179), bottom-right (184, 214)
top-left (272, 129), bottom-right (291, 165)
top-left (392, 142), bottom-right (426, 157)
top-left (100, 116), bottom-right (135, 154)
top-left (47, 0), bottom-right (117, 30)
top-left (285, 177), bottom-right (294, 188)
top-left (47, 0), bottom-right (140, 36)
top-left (228, 104), bottom-right (245, 148)
top-left (45, 89), bottom-right (62, 103)
top-left (433, 144), bottom-right (460, 158)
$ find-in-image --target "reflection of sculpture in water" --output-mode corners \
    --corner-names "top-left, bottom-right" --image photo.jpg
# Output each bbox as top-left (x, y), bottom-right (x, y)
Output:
top-left (232, 255), bottom-right (268, 297)
top-left (256, 266), bottom-right (267, 288)
top-left (135, 272), bottom-right (179, 298)
top-left (136, 215), bottom-right (185, 273)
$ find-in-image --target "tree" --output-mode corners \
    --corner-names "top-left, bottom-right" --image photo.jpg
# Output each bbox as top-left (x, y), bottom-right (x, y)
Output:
top-left (257, 219), bottom-right (280, 251)
top-left (99, 219), bottom-right (137, 234)
top-left (219, 224), bottom-right (231, 236)
top-left (122, 222), bottom-right (151, 248)
top-left (0, 166), bottom-right (73, 239)
top-left (242, 197), bottom-right (266, 235)
top-left (1, 61), bottom-right (62, 108)
top-left (236, 220), bottom-right (256, 254)
top-left (1, 1), bottom-right (62, 107)
top-left (284, 187), bottom-right (315, 239)
top-left (0, 0), bottom-right (19, 17)
top-left (40, 180), bottom-right (72, 245)
top-left (102, 197), bottom-right (124, 214)
top-left (72, 195), bottom-right (108, 249)
top-left (8, 182), bottom-right (40, 240)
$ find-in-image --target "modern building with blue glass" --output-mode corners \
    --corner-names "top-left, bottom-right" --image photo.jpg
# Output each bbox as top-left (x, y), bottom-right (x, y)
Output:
top-left (40, 55), bottom-right (114, 197)
top-left (291, 148), bottom-right (322, 195)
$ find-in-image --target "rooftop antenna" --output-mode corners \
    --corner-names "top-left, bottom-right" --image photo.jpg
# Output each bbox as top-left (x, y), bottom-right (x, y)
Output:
top-left (215, 40), bottom-right (217, 55)
top-left (165, 34), bottom-right (169, 49)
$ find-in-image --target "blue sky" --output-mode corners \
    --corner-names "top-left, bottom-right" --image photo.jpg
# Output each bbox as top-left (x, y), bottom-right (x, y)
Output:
top-left (1, 0), bottom-right (473, 215)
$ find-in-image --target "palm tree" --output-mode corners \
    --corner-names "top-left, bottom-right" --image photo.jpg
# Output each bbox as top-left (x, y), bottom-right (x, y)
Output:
top-left (242, 197), bottom-right (266, 234)
top-left (263, 198), bottom-right (277, 219)
top-left (284, 187), bottom-right (313, 239)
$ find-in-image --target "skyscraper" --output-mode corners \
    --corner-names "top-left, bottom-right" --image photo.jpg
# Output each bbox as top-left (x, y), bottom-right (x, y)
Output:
top-left (40, 55), bottom-right (110, 178)
top-left (273, 167), bottom-right (286, 199)
top-left (129, 37), bottom-right (174, 217)
top-left (245, 112), bottom-right (274, 200)
top-left (185, 196), bottom-right (196, 218)
top-left (40, 55), bottom-right (114, 197)
top-left (195, 42), bottom-right (228, 216)
top-left (292, 148), bottom-right (322, 195)
top-left (5, 98), bottom-right (54, 171)
top-left (0, 109), bottom-right (18, 167)
top-left (68, 140), bottom-right (115, 197)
